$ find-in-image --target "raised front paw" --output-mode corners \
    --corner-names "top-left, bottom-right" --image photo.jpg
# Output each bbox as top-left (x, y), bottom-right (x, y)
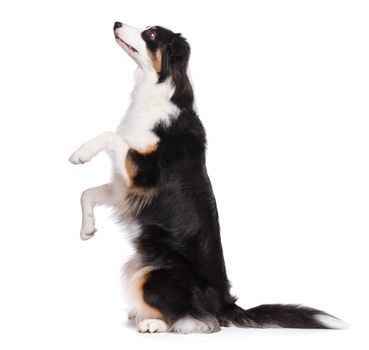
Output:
top-left (69, 145), bottom-right (93, 164)
top-left (80, 225), bottom-right (97, 241)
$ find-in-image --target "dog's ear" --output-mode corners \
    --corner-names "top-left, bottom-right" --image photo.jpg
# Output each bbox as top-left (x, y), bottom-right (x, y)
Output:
top-left (159, 34), bottom-right (190, 83)
top-left (159, 34), bottom-right (193, 108)
top-left (168, 33), bottom-right (190, 60)
top-left (158, 47), bottom-right (171, 82)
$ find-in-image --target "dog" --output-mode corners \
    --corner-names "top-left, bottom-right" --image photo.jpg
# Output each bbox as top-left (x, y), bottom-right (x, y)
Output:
top-left (69, 22), bottom-right (345, 333)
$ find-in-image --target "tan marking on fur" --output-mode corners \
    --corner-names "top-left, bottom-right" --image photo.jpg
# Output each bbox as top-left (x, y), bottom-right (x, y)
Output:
top-left (136, 143), bottom-right (158, 154)
top-left (124, 145), bottom-right (157, 187)
top-left (147, 48), bottom-right (162, 73)
top-left (124, 155), bottom-right (137, 187)
top-left (122, 148), bottom-right (158, 215)
top-left (135, 267), bottom-right (163, 320)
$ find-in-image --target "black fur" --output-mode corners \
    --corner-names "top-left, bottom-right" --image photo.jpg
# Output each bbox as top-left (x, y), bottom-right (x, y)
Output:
top-left (127, 149), bottom-right (160, 188)
top-left (142, 27), bottom-right (194, 109)
top-left (126, 26), bottom-right (342, 331)
top-left (220, 303), bottom-right (334, 328)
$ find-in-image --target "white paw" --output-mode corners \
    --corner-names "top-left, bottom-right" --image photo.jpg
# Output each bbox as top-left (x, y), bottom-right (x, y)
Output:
top-left (172, 316), bottom-right (220, 333)
top-left (69, 146), bottom-right (93, 164)
top-left (80, 225), bottom-right (97, 241)
top-left (138, 319), bottom-right (168, 333)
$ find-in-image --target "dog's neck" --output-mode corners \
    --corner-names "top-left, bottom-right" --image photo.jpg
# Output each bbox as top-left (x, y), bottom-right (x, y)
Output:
top-left (129, 67), bottom-right (196, 113)
top-left (117, 69), bottom-right (179, 144)
top-left (116, 67), bottom-right (197, 149)
top-left (130, 68), bottom-right (175, 106)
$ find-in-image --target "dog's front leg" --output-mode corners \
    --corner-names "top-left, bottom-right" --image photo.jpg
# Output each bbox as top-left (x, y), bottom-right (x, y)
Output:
top-left (79, 182), bottom-right (125, 240)
top-left (69, 131), bottom-right (129, 180)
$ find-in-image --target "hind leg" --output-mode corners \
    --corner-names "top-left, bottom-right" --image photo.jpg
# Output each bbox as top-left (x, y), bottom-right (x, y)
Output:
top-left (171, 316), bottom-right (219, 333)
top-left (139, 268), bottom-right (220, 334)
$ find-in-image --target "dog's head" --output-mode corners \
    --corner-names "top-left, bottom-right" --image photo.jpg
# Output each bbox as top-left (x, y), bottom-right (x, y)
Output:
top-left (113, 22), bottom-right (190, 82)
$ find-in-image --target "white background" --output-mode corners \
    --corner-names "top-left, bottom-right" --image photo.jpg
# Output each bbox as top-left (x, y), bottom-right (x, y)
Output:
top-left (0, 0), bottom-right (368, 349)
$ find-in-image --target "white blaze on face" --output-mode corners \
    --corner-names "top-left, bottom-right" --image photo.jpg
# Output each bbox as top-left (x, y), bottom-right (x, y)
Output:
top-left (114, 23), bottom-right (151, 69)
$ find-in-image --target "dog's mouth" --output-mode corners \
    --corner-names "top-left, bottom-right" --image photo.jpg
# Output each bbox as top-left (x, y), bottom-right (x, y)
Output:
top-left (115, 35), bottom-right (138, 53)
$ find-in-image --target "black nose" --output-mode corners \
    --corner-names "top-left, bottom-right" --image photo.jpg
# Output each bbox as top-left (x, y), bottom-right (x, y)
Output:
top-left (114, 22), bottom-right (122, 30)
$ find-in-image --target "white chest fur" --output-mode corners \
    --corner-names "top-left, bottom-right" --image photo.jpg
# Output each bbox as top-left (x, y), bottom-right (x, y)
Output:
top-left (116, 70), bottom-right (179, 150)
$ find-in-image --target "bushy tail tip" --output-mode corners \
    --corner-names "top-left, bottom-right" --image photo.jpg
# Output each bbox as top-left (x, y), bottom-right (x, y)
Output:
top-left (221, 303), bottom-right (347, 329)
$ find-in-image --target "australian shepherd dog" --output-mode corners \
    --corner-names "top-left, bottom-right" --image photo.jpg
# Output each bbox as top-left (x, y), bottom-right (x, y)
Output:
top-left (69, 22), bottom-right (345, 333)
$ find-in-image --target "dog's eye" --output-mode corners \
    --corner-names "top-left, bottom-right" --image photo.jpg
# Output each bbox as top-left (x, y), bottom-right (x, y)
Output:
top-left (147, 30), bottom-right (156, 40)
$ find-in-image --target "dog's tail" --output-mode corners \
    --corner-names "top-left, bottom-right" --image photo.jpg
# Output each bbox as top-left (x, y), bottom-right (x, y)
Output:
top-left (221, 303), bottom-right (347, 329)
